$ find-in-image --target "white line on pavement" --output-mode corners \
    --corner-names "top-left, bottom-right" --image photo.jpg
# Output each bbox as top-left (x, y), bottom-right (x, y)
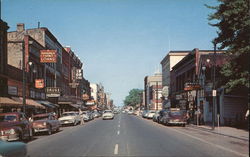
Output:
top-left (167, 127), bottom-right (248, 157)
top-left (118, 124), bottom-right (120, 128)
top-left (114, 144), bottom-right (119, 155)
top-left (117, 130), bottom-right (120, 135)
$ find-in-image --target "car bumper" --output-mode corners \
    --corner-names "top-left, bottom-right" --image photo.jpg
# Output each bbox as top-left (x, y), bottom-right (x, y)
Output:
top-left (102, 116), bottom-right (113, 119)
top-left (169, 121), bottom-right (186, 124)
top-left (33, 127), bottom-right (49, 133)
top-left (0, 134), bottom-right (20, 141)
top-left (60, 120), bottom-right (74, 125)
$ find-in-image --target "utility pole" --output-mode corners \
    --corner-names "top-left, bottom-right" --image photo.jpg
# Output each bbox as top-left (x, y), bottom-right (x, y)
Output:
top-left (212, 41), bottom-right (217, 130)
top-left (156, 81), bottom-right (158, 111)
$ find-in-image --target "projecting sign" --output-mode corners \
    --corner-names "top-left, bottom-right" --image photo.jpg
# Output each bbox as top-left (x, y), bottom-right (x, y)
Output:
top-left (82, 94), bottom-right (89, 101)
top-left (40, 50), bottom-right (57, 63)
top-left (35, 79), bottom-right (44, 89)
top-left (76, 69), bottom-right (83, 80)
top-left (46, 87), bottom-right (60, 97)
top-left (162, 86), bottom-right (169, 97)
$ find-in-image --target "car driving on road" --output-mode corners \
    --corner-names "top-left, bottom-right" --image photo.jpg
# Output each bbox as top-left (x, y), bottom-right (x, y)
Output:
top-left (102, 110), bottom-right (114, 120)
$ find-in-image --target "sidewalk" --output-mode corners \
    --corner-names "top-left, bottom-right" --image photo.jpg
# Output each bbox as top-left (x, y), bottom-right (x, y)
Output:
top-left (188, 124), bottom-right (249, 141)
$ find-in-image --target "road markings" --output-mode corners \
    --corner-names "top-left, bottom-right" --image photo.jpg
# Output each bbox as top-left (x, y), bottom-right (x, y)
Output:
top-left (114, 144), bottom-right (119, 155)
top-left (117, 130), bottom-right (120, 135)
top-left (118, 124), bottom-right (120, 128)
top-left (168, 127), bottom-right (248, 157)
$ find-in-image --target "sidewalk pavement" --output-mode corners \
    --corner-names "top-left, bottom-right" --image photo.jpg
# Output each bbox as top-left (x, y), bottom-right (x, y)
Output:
top-left (188, 124), bottom-right (249, 141)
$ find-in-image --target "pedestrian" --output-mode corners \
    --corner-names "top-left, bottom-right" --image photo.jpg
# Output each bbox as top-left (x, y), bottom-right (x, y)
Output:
top-left (79, 110), bottom-right (84, 125)
top-left (186, 110), bottom-right (190, 124)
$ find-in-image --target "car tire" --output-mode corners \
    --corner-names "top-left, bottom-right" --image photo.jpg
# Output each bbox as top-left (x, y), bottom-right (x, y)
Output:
top-left (29, 128), bottom-right (33, 140)
top-left (48, 127), bottom-right (52, 135)
top-left (19, 131), bottom-right (24, 141)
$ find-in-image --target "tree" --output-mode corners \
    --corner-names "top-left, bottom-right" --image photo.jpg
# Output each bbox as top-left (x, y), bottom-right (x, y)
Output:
top-left (206, 0), bottom-right (250, 94)
top-left (124, 89), bottom-right (143, 107)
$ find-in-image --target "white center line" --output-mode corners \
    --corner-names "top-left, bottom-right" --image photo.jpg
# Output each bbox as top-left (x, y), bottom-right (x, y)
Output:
top-left (114, 144), bottom-right (119, 155)
top-left (118, 124), bottom-right (120, 128)
top-left (117, 130), bottom-right (120, 135)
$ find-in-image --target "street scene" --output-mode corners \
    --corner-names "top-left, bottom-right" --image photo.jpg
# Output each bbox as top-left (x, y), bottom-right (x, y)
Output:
top-left (0, 0), bottom-right (249, 157)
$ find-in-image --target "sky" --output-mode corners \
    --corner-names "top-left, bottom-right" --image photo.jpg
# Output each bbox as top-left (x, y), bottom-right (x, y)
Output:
top-left (2, 0), bottom-right (219, 106)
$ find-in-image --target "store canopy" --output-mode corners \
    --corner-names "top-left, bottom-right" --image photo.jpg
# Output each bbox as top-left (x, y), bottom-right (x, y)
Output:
top-left (12, 97), bottom-right (45, 109)
top-left (36, 100), bottom-right (57, 108)
top-left (0, 97), bottom-right (22, 106)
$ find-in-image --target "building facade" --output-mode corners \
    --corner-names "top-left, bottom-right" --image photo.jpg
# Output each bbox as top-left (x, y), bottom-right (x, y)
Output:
top-left (0, 20), bottom-right (9, 97)
top-left (144, 72), bottom-right (162, 110)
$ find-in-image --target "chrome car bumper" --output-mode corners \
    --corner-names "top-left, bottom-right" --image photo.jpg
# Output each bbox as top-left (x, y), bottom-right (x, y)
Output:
top-left (0, 134), bottom-right (20, 141)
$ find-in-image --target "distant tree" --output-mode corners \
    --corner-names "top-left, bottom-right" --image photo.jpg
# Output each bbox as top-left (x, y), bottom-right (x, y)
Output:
top-left (206, 0), bottom-right (250, 94)
top-left (124, 89), bottom-right (143, 106)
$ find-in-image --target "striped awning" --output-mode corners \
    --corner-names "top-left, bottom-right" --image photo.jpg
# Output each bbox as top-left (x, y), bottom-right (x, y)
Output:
top-left (0, 97), bottom-right (22, 106)
top-left (11, 97), bottom-right (45, 109)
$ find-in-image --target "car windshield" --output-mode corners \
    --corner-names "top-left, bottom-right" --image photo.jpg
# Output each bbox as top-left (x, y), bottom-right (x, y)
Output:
top-left (0, 115), bottom-right (17, 122)
top-left (33, 116), bottom-right (48, 121)
top-left (104, 111), bottom-right (112, 113)
top-left (170, 111), bottom-right (182, 116)
top-left (62, 113), bottom-right (75, 116)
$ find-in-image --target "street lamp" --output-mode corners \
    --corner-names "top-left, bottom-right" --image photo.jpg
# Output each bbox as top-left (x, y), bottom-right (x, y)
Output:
top-left (212, 41), bottom-right (217, 130)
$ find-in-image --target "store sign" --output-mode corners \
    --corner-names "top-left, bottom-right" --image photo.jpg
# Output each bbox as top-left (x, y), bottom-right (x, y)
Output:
top-left (82, 94), bottom-right (89, 101)
top-left (45, 87), bottom-right (60, 97)
top-left (76, 69), bottom-right (83, 80)
top-left (8, 86), bottom-right (18, 95)
top-left (86, 100), bottom-right (95, 106)
top-left (35, 79), bottom-right (44, 89)
top-left (40, 50), bottom-right (57, 63)
top-left (184, 82), bottom-right (201, 91)
top-left (162, 86), bottom-right (169, 97)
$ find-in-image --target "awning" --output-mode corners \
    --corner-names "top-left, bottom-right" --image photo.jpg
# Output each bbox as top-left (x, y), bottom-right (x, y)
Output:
top-left (0, 97), bottom-right (22, 106)
top-left (12, 97), bottom-right (45, 109)
top-left (36, 100), bottom-right (57, 108)
top-left (70, 104), bottom-right (80, 109)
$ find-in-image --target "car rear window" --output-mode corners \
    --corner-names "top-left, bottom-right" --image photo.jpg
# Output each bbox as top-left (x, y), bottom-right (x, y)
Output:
top-left (33, 116), bottom-right (48, 121)
top-left (0, 115), bottom-right (18, 122)
top-left (170, 111), bottom-right (182, 116)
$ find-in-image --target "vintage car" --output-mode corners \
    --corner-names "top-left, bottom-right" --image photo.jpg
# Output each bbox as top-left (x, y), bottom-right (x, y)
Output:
top-left (32, 113), bottom-right (61, 135)
top-left (102, 110), bottom-right (114, 120)
top-left (0, 112), bottom-right (33, 141)
top-left (58, 112), bottom-right (81, 126)
top-left (0, 139), bottom-right (27, 157)
top-left (161, 108), bottom-right (187, 126)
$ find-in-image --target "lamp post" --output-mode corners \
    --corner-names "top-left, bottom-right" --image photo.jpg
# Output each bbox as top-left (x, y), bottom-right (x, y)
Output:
top-left (212, 41), bottom-right (217, 130)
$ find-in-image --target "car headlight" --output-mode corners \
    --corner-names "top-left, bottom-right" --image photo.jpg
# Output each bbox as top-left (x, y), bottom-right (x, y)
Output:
top-left (43, 122), bottom-right (47, 126)
top-left (10, 129), bottom-right (15, 135)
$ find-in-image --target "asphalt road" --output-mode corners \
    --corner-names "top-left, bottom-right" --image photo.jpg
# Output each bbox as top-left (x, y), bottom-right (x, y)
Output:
top-left (27, 114), bottom-right (249, 157)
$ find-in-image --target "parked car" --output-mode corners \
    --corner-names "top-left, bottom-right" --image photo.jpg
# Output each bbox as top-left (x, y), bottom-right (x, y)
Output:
top-left (87, 111), bottom-right (94, 120)
top-left (58, 112), bottom-right (81, 126)
top-left (93, 111), bottom-right (101, 118)
top-left (0, 112), bottom-right (33, 141)
top-left (142, 110), bottom-right (149, 118)
top-left (161, 108), bottom-right (186, 126)
top-left (80, 111), bottom-right (90, 121)
top-left (153, 111), bottom-right (160, 122)
top-left (147, 110), bottom-right (156, 119)
top-left (32, 113), bottom-right (61, 135)
top-left (127, 110), bottom-right (133, 115)
top-left (102, 110), bottom-right (114, 120)
top-left (158, 110), bottom-right (168, 124)
top-left (0, 139), bottom-right (27, 157)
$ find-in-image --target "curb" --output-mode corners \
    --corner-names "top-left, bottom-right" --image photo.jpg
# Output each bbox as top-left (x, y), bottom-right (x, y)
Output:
top-left (187, 124), bottom-right (249, 141)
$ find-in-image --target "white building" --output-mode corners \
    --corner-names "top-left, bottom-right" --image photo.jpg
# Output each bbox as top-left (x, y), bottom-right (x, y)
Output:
top-left (160, 51), bottom-right (189, 93)
top-left (90, 83), bottom-right (99, 102)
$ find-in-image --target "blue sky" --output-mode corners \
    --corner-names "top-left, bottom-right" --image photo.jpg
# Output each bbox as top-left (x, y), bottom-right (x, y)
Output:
top-left (3, 0), bottom-right (218, 106)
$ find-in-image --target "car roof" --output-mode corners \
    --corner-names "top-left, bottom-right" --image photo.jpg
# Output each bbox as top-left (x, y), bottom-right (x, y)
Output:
top-left (0, 112), bottom-right (21, 116)
top-left (33, 113), bottom-right (50, 117)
